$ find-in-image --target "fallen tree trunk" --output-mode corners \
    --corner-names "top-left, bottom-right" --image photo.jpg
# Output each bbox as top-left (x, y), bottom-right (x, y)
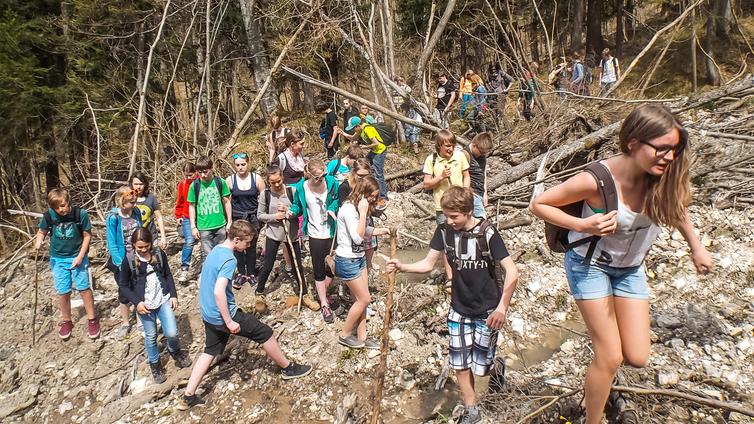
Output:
top-left (386, 167), bottom-right (422, 181)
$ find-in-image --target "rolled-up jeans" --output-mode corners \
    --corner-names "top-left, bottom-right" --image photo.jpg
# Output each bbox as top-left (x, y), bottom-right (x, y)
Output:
top-left (199, 227), bottom-right (227, 260)
top-left (138, 300), bottom-right (180, 364)
top-left (180, 218), bottom-right (195, 267)
top-left (367, 150), bottom-right (388, 199)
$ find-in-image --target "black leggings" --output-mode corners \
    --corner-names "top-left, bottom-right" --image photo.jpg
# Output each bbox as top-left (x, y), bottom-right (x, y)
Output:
top-left (233, 234), bottom-right (258, 277)
top-left (309, 237), bottom-right (334, 281)
top-left (256, 237), bottom-right (306, 295)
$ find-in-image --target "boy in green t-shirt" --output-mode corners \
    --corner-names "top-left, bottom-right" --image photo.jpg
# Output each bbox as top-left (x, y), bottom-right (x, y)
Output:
top-left (188, 156), bottom-right (232, 260)
top-left (34, 188), bottom-right (100, 340)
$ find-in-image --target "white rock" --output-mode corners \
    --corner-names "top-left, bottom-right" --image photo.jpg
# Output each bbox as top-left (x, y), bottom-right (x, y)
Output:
top-left (656, 371), bottom-right (679, 386)
top-left (509, 317), bottom-right (525, 336)
top-left (388, 328), bottom-right (403, 341)
top-left (738, 338), bottom-right (751, 352)
top-left (129, 377), bottom-right (148, 394)
top-left (559, 340), bottom-right (577, 354)
top-left (227, 382), bottom-right (236, 392)
top-left (527, 280), bottom-right (542, 295)
top-left (367, 350), bottom-right (381, 359)
top-left (58, 401), bottom-right (73, 415)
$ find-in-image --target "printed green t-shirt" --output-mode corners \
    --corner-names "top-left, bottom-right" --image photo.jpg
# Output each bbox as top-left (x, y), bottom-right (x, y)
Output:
top-left (187, 178), bottom-right (231, 230)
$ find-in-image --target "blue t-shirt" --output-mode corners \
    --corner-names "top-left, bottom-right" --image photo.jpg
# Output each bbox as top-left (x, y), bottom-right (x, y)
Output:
top-left (326, 159), bottom-right (350, 183)
top-left (199, 245), bottom-right (237, 325)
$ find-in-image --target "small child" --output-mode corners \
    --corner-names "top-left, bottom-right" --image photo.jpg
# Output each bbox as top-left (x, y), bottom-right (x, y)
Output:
top-left (34, 188), bottom-right (99, 340)
top-left (176, 220), bottom-right (312, 410)
top-left (118, 228), bottom-right (192, 383)
top-left (106, 186), bottom-right (143, 340)
top-left (386, 187), bottom-right (519, 424)
top-left (175, 162), bottom-right (198, 282)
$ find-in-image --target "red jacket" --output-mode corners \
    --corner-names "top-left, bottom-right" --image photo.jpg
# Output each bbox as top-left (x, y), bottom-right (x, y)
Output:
top-left (175, 178), bottom-right (194, 219)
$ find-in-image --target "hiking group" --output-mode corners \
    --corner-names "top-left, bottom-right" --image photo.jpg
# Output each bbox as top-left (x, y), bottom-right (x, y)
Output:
top-left (34, 68), bottom-right (712, 422)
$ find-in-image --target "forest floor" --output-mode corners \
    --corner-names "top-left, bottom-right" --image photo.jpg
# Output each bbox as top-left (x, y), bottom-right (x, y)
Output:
top-left (1, 80), bottom-right (754, 423)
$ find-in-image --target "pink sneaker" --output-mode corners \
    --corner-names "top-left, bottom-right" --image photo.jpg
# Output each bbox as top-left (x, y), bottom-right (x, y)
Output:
top-left (59, 321), bottom-right (73, 340)
top-left (87, 318), bottom-right (100, 339)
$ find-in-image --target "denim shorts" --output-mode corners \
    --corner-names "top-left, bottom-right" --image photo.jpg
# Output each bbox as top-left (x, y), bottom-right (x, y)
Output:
top-left (334, 255), bottom-right (366, 281)
top-left (51, 256), bottom-right (90, 295)
top-left (564, 250), bottom-right (648, 300)
top-left (472, 193), bottom-right (486, 219)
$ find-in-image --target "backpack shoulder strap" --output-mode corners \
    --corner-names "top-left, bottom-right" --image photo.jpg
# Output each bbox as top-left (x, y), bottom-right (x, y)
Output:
top-left (153, 247), bottom-right (164, 273)
top-left (214, 177), bottom-right (224, 196)
top-left (285, 186), bottom-right (294, 202)
top-left (278, 152), bottom-right (287, 171)
top-left (264, 189), bottom-right (271, 214)
top-left (193, 178), bottom-right (202, 201)
top-left (231, 174), bottom-right (237, 191)
top-left (475, 219), bottom-right (497, 278)
top-left (126, 252), bottom-right (137, 279)
top-left (584, 162), bottom-right (618, 213)
top-left (43, 210), bottom-right (54, 228)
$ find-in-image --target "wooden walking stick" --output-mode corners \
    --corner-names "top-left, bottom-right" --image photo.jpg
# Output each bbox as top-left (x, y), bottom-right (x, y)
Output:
top-left (282, 218), bottom-right (306, 313)
top-left (31, 247), bottom-right (40, 346)
top-left (370, 227), bottom-right (398, 424)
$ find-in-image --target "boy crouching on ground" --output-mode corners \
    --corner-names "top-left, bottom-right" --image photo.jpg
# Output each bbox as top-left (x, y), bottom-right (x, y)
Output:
top-left (177, 220), bottom-right (311, 410)
top-left (386, 187), bottom-right (518, 424)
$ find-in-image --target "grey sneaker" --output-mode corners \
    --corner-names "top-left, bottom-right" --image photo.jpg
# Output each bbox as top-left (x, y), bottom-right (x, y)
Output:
top-left (338, 335), bottom-right (365, 349)
top-left (281, 362), bottom-right (312, 380)
top-left (177, 266), bottom-right (189, 283)
top-left (363, 338), bottom-right (381, 350)
top-left (175, 394), bottom-right (205, 410)
top-left (460, 405), bottom-right (482, 424)
top-left (116, 324), bottom-right (131, 341)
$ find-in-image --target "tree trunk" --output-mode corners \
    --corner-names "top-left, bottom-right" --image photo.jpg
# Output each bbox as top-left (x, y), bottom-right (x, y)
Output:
top-left (290, 79), bottom-right (303, 111)
top-left (616, 0), bottom-right (624, 56)
top-left (586, 0), bottom-right (603, 58)
top-left (704, 0), bottom-right (724, 86)
top-left (570, 0), bottom-right (585, 51)
top-left (625, 0), bottom-right (635, 39)
top-left (238, 0), bottom-right (278, 116)
top-left (302, 80), bottom-right (315, 113)
top-left (205, 0), bottom-right (214, 145)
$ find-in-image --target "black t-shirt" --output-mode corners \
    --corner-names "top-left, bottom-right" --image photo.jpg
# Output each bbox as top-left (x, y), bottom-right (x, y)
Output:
top-left (430, 222), bottom-right (509, 317)
top-left (436, 80), bottom-right (458, 110)
top-left (321, 110), bottom-right (338, 140)
top-left (466, 145), bottom-right (486, 196)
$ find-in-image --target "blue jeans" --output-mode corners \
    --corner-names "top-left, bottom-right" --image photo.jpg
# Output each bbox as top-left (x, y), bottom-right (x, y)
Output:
top-left (367, 150), bottom-right (388, 198)
top-left (564, 250), bottom-right (648, 300)
top-left (180, 218), bottom-right (194, 267)
top-left (138, 301), bottom-right (181, 364)
top-left (459, 93), bottom-right (473, 118)
top-left (472, 193), bottom-right (486, 218)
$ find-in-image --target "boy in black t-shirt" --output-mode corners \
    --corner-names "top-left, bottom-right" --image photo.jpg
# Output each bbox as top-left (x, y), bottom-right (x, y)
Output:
top-left (386, 187), bottom-right (519, 424)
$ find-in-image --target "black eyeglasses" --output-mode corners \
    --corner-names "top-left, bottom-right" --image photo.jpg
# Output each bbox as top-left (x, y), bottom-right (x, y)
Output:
top-left (638, 139), bottom-right (685, 158)
top-left (232, 153), bottom-right (248, 159)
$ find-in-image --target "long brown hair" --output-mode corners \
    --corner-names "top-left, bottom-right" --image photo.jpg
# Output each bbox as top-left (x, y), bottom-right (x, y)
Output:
top-left (347, 158), bottom-right (372, 187)
top-left (284, 127), bottom-right (306, 149)
top-left (619, 104), bottom-right (691, 228)
top-left (347, 176), bottom-right (380, 208)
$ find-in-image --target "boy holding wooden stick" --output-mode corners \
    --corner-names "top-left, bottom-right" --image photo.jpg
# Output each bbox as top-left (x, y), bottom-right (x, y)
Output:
top-left (385, 187), bottom-right (518, 424)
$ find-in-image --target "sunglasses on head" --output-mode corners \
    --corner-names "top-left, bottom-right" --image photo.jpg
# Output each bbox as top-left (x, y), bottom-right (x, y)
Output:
top-left (232, 153), bottom-right (248, 159)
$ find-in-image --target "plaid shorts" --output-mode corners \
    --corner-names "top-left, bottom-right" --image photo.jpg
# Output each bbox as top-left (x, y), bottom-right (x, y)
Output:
top-left (447, 308), bottom-right (498, 376)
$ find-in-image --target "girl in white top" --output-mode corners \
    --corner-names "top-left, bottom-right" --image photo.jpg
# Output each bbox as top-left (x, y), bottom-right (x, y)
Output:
top-left (531, 104), bottom-right (713, 424)
top-left (334, 176), bottom-right (389, 349)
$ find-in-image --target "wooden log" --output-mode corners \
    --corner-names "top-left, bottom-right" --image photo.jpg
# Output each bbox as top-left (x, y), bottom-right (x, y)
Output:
top-left (386, 167), bottom-right (422, 181)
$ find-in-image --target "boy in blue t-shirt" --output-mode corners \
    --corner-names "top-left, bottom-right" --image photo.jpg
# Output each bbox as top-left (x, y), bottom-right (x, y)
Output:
top-left (34, 188), bottom-right (100, 340)
top-left (177, 220), bottom-right (312, 410)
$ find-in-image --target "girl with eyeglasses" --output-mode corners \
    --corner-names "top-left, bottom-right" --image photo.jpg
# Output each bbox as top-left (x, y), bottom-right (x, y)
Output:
top-left (226, 152), bottom-right (265, 290)
top-left (334, 176), bottom-right (390, 349)
top-left (288, 160), bottom-right (341, 323)
top-left (530, 104), bottom-right (713, 424)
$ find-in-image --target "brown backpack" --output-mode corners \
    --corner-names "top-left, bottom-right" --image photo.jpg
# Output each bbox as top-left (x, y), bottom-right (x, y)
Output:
top-left (544, 162), bottom-right (618, 264)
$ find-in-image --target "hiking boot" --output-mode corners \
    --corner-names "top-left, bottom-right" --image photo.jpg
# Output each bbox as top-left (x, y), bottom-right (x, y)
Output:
top-left (254, 294), bottom-right (268, 314)
top-left (59, 320), bottom-right (73, 340)
top-left (149, 361), bottom-right (167, 384)
top-left (363, 338), bottom-right (381, 350)
top-left (321, 305), bottom-right (334, 324)
top-left (459, 405), bottom-right (483, 424)
top-left (376, 198), bottom-right (388, 211)
top-left (338, 335), bottom-right (365, 349)
top-left (232, 274), bottom-right (245, 290)
top-left (170, 350), bottom-right (192, 369)
top-left (302, 295), bottom-right (320, 311)
top-left (116, 323), bottom-right (131, 341)
top-left (87, 318), bottom-right (101, 339)
top-left (281, 362), bottom-right (312, 380)
top-left (178, 266), bottom-right (189, 283)
top-left (176, 394), bottom-right (205, 410)
top-left (247, 274), bottom-right (258, 288)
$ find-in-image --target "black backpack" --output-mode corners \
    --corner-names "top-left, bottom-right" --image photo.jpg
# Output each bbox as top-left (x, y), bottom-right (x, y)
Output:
top-left (193, 177), bottom-right (225, 207)
top-left (440, 219), bottom-right (497, 280)
top-left (544, 162), bottom-right (618, 264)
top-left (125, 247), bottom-right (165, 286)
top-left (364, 123), bottom-right (396, 146)
top-left (43, 206), bottom-right (84, 237)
